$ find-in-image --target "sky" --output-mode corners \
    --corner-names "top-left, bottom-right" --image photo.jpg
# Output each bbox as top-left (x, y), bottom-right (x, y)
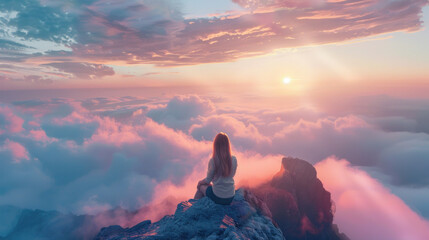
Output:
top-left (1, 1), bottom-right (429, 239)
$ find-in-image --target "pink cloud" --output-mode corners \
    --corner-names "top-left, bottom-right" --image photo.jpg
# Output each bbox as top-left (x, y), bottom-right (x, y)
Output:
top-left (190, 115), bottom-right (271, 150)
top-left (28, 121), bottom-right (41, 127)
top-left (144, 167), bottom-right (206, 222)
top-left (52, 102), bottom-right (92, 125)
top-left (234, 152), bottom-right (284, 187)
top-left (233, 0), bottom-right (323, 10)
top-left (42, 62), bottom-right (115, 79)
top-left (141, 118), bottom-right (211, 156)
top-left (2, 139), bottom-right (30, 163)
top-left (274, 115), bottom-right (369, 138)
top-left (147, 94), bottom-right (215, 131)
top-left (97, 0), bottom-right (429, 65)
top-left (0, 106), bottom-right (24, 133)
top-left (29, 0), bottom-right (427, 67)
top-left (87, 117), bottom-right (142, 146)
top-left (28, 129), bottom-right (55, 142)
top-left (315, 157), bottom-right (429, 240)
top-left (11, 102), bottom-right (57, 119)
top-left (334, 115), bottom-right (368, 130)
top-left (53, 111), bottom-right (91, 125)
top-left (127, 151), bottom-right (283, 226)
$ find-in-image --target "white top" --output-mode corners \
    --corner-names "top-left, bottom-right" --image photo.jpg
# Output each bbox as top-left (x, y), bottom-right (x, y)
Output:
top-left (205, 155), bottom-right (237, 198)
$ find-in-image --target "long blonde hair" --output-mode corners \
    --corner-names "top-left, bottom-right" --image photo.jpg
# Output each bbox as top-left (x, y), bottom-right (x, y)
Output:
top-left (212, 132), bottom-right (232, 177)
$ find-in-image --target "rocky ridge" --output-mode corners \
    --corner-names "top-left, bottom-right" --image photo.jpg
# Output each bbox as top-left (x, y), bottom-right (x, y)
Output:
top-left (95, 188), bottom-right (285, 240)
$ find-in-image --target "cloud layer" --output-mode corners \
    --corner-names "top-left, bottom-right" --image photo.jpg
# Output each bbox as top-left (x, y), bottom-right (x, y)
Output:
top-left (1, 93), bottom-right (429, 239)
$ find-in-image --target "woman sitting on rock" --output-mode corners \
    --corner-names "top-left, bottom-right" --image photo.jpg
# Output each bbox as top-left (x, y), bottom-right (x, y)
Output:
top-left (194, 132), bottom-right (237, 205)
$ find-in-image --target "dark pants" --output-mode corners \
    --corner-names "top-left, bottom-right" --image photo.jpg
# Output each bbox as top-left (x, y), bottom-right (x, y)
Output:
top-left (205, 186), bottom-right (234, 205)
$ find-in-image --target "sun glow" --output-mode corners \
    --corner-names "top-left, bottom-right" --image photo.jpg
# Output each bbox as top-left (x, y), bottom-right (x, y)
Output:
top-left (283, 77), bottom-right (291, 84)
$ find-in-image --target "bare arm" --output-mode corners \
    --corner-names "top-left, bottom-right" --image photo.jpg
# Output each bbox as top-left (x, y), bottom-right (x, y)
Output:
top-left (231, 156), bottom-right (237, 177)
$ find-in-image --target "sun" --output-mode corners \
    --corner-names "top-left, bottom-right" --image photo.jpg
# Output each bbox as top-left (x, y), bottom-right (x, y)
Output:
top-left (283, 77), bottom-right (291, 84)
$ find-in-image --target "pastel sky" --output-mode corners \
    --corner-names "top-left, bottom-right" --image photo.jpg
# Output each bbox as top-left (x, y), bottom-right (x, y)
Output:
top-left (0, 0), bottom-right (428, 94)
top-left (1, 1), bottom-right (429, 239)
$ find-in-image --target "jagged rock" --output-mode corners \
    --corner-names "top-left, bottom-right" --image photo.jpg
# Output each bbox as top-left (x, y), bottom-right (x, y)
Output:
top-left (94, 189), bottom-right (285, 240)
top-left (252, 156), bottom-right (348, 240)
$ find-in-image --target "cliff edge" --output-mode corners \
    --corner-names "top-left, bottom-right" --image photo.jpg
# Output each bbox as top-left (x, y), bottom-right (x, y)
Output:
top-left (251, 157), bottom-right (349, 240)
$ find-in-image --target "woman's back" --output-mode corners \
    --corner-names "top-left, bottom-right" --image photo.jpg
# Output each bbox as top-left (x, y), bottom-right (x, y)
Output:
top-left (205, 155), bottom-right (237, 198)
top-left (194, 132), bottom-right (237, 204)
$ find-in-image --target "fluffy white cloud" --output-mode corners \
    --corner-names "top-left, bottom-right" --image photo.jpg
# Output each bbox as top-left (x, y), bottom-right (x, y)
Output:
top-left (147, 95), bottom-right (214, 131)
top-left (0, 99), bottom-right (211, 213)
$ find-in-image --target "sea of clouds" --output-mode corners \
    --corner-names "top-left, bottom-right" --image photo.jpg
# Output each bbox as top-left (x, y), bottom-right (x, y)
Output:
top-left (1, 93), bottom-right (429, 239)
